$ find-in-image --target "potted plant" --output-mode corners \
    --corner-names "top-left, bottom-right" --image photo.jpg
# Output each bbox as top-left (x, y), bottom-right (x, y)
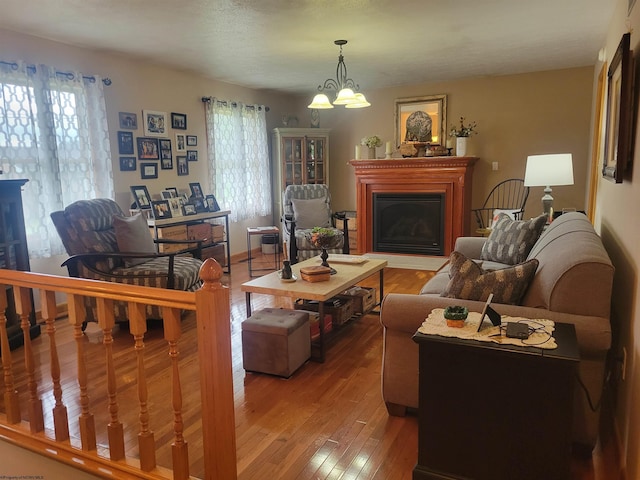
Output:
top-left (448, 117), bottom-right (478, 156)
top-left (443, 305), bottom-right (469, 328)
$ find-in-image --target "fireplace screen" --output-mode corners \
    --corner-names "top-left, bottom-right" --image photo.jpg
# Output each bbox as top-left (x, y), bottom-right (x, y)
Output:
top-left (373, 193), bottom-right (444, 256)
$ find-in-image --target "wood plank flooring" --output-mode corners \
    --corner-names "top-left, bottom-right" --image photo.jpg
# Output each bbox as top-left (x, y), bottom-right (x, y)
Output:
top-left (2, 252), bottom-right (622, 479)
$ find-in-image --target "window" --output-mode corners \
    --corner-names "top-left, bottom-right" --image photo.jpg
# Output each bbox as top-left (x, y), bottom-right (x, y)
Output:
top-left (204, 99), bottom-right (271, 222)
top-left (0, 61), bottom-right (113, 258)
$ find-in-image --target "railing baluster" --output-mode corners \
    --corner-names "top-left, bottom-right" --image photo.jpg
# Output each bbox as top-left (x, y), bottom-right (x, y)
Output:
top-left (164, 306), bottom-right (189, 480)
top-left (40, 289), bottom-right (70, 442)
top-left (96, 297), bottom-right (125, 461)
top-left (0, 285), bottom-right (20, 424)
top-left (128, 301), bottom-right (156, 472)
top-left (68, 293), bottom-right (97, 451)
top-left (14, 286), bottom-right (44, 433)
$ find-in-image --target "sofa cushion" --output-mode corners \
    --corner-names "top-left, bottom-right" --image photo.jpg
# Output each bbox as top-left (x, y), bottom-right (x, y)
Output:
top-left (291, 197), bottom-right (331, 229)
top-left (481, 213), bottom-right (547, 265)
top-left (113, 213), bottom-right (157, 267)
top-left (441, 251), bottom-right (539, 305)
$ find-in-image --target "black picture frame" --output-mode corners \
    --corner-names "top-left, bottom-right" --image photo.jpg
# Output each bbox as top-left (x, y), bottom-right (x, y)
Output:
top-left (118, 131), bottom-right (134, 154)
top-left (151, 200), bottom-right (172, 219)
top-left (166, 187), bottom-right (179, 197)
top-left (136, 137), bottom-right (160, 160)
top-left (161, 148), bottom-right (172, 160)
top-left (161, 157), bottom-right (173, 170)
top-left (130, 185), bottom-right (152, 210)
top-left (186, 135), bottom-right (197, 146)
top-left (119, 156), bottom-right (136, 171)
top-left (159, 138), bottom-right (172, 150)
top-left (171, 112), bottom-right (187, 130)
top-left (182, 203), bottom-right (197, 216)
top-left (177, 156), bottom-right (189, 176)
top-left (189, 182), bottom-right (204, 198)
top-left (603, 32), bottom-right (633, 183)
top-left (187, 150), bottom-right (198, 161)
top-left (205, 194), bottom-right (220, 212)
top-left (118, 112), bottom-right (138, 130)
top-left (192, 196), bottom-right (206, 213)
top-left (140, 162), bottom-right (158, 179)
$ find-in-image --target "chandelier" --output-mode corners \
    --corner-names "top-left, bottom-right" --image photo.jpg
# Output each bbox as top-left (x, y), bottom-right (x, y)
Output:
top-left (308, 40), bottom-right (370, 109)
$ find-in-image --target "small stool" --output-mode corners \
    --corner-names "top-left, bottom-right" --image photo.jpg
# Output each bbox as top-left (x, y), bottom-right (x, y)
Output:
top-left (241, 308), bottom-right (310, 377)
top-left (246, 226), bottom-right (280, 277)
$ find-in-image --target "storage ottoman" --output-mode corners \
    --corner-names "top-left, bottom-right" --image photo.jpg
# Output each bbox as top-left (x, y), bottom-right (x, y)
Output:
top-left (241, 308), bottom-right (310, 377)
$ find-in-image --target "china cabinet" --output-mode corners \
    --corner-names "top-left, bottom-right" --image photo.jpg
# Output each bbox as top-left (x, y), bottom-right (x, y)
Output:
top-left (0, 179), bottom-right (40, 351)
top-left (272, 128), bottom-right (330, 219)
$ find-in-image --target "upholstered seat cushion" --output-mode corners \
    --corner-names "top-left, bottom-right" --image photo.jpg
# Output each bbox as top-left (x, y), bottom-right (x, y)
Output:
top-left (112, 256), bottom-right (202, 291)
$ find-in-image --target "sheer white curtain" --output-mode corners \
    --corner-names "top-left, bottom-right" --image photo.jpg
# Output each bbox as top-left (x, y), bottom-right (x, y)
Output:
top-left (0, 61), bottom-right (113, 258)
top-left (204, 98), bottom-right (271, 222)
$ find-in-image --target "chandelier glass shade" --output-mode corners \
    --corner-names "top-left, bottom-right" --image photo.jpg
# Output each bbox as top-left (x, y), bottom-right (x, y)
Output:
top-left (308, 40), bottom-right (370, 109)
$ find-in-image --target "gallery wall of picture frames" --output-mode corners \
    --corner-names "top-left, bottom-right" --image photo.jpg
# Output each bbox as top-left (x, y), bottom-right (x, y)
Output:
top-left (129, 182), bottom-right (221, 220)
top-left (116, 109), bottom-right (200, 180)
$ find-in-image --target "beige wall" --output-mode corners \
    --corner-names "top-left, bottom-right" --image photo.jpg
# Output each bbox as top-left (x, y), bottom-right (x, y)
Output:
top-left (596, 1), bottom-right (640, 478)
top-left (290, 67), bottom-right (594, 224)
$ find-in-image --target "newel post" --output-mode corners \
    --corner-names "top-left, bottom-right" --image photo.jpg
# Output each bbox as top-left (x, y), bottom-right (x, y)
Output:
top-left (196, 258), bottom-right (237, 479)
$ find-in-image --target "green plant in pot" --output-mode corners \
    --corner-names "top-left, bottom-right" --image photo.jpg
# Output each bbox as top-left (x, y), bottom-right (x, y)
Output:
top-left (444, 305), bottom-right (468, 328)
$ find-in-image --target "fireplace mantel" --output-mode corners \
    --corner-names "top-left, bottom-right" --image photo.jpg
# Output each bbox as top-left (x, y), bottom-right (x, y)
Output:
top-left (350, 156), bottom-right (478, 256)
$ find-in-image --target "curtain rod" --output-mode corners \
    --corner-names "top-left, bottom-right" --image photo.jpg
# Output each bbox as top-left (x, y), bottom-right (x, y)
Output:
top-left (201, 96), bottom-right (269, 112)
top-left (0, 60), bottom-right (112, 86)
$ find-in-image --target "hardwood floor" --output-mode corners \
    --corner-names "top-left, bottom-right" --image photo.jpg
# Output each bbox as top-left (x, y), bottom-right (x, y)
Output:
top-left (3, 252), bottom-right (623, 479)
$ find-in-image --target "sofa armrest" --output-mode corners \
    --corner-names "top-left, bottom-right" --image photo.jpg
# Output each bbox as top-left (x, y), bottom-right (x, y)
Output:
top-left (453, 236), bottom-right (487, 258)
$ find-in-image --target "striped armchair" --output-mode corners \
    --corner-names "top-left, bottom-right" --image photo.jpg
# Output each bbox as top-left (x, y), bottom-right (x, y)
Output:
top-left (281, 184), bottom-right (349, 264)
top-left (51, 198), bottom-right (203, 323)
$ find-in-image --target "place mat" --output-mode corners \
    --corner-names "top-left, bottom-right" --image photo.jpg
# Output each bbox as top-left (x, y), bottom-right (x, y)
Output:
top-left (418, 308), bottom-right (557, 349)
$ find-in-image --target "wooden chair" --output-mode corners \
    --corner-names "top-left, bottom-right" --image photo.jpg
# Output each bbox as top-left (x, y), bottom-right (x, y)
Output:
top-left (472, 178), bottom-right (530, 231)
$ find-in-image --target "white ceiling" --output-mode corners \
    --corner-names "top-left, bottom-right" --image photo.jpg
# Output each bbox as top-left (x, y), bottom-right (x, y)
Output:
top-left (0, 0), bottom-right (615, 96)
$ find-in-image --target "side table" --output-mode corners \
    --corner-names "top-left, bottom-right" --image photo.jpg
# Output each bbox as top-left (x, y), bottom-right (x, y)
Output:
top-left (246, 226), bottom-right (280, 277)
top-left (412, 322), bottom-right (580, 480)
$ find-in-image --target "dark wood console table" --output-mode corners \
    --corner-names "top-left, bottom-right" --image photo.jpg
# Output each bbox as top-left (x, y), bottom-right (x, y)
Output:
top-left (0, 179), bottom-right (40, 352)
top-left (412, 322), bottom-right (579, 480)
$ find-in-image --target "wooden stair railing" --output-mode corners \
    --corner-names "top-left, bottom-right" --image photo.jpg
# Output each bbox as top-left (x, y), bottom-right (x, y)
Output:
top-left (0, 258), bottom-right (236, 480)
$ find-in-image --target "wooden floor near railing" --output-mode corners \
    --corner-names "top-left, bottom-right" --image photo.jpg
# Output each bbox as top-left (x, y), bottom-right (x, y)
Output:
top-left (2, 253), bottom-right (623, 479)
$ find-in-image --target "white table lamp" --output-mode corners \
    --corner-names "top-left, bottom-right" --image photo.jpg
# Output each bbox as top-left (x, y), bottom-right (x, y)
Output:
top-left (524, 153), bottom-right (574, 217)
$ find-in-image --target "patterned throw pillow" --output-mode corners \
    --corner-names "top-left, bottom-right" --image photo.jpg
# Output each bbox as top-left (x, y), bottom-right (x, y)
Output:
top-left (481, 213), bottom-right (547, 265)
top-left (441, 251), bottom-right (539, 305)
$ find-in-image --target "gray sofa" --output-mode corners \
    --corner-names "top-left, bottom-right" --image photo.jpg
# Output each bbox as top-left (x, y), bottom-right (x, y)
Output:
top-left (380, 212), bottom-right (614, 450)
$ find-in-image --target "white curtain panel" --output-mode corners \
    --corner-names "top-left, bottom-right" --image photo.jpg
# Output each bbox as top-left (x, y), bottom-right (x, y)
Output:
top-left (204, 98), bottom-right (271, 222)
top-left (0, 61), bottom-right (114, 258)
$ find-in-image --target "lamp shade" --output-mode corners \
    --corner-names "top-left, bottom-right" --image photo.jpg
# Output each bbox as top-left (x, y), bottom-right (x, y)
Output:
top-left (345, 93), bottom-right (371, 108)
top-left (524, 154), bottom-right (574, 187)
top-left (308, 93), bottom-right (334, 109)
top-left (333, 88), bottom-right (358, 105)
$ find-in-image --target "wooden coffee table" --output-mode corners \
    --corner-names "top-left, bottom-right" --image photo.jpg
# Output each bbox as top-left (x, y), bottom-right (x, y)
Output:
top-left (241, 255), bottom-right (387, 361)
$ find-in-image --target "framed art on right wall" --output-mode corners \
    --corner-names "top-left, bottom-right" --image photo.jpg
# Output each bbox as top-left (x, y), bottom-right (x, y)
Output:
top-left (602, 32), bottom-right (633, 183)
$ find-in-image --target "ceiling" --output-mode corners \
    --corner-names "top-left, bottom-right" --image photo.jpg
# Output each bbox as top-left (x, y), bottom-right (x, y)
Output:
top-left (1, 0), bottom-right (615, 96)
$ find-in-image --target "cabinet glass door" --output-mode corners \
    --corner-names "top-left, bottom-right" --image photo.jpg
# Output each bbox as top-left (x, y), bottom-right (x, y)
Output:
top-left (306, 137), bottom-right (325, 184)
top-left (283, 137), bottom-right (304, 186)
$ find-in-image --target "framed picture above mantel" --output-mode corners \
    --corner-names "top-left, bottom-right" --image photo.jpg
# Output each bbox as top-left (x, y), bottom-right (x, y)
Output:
top-left (395, 94), bottom-right (447, 148)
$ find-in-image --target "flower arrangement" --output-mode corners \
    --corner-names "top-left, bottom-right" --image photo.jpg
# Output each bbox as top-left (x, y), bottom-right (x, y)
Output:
top-left (361, 135), bottom-right (383, 148)
top-left (449, 117), bottom-right (478, 137)
top-left (307, 227), bottom-right (343, 249)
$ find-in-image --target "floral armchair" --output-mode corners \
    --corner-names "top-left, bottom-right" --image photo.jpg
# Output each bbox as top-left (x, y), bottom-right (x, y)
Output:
top-left (51, 198), bottom-right (203, 323)
top-left (281, 184), bottom-right (349, 264)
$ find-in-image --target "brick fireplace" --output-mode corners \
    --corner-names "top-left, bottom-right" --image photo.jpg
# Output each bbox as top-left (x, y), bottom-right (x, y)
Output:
top-left (349, 157), bottom-right (478, 256)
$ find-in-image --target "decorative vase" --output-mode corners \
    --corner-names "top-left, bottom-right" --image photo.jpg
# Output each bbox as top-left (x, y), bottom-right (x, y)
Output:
top-left (456, 137), bottom-right (468, 157)
top-left (368, 146), bottom-right (376, 159)
top-left (306, 229), bottom-right (344, 274)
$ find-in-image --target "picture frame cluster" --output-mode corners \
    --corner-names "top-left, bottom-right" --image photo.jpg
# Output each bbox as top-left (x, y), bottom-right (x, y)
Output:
top-left (117, 109), bottom-right (199, 179)
top-left (129, 182), bottom-right (220, 220)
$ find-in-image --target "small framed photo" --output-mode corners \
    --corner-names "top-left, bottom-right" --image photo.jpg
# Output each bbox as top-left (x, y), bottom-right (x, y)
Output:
top-left (143, 110), bottom-right (168, 136)
top-left (166, 187), bottom-right (179, 197)
top-left (161, 190), bottom-right (174, 199)
top-left (161, 149), bottom-right (172, 160)
top-left (151, 200), bottom-right (172, 219)
top-left (177, 156), bottom-right (189, 176)
top-left (159, 138), bottom-right (172, 151)
top-left (192, 196), bottom-right (206, 213)
top-left (137, 137), bottom-right (160, 160)
top-left (189, 182), bottom-right (204, 198)
top-left (167, 197), bottom-right (183, 217)
top-left (119, 156), bottom-right (136, 171)
top-left (171, 112), bottom-right (187, 130)
top-left (130, 185), bottom-right (152, 210)
top-left (186, 135), bottom-right (197, 146)
top-left (187, 150), bottom-right (198, 161)
top-left (182, 203), bottom-right (197, 216)
top-left (140, 162), bottom-right (158, 179)
top-left (161, 157), bottom-right (173, 170)
top-left (118, 131), bottom-right (134, 154)
top-left (178, 192), bottom-right (189, 206)
top-left (205, 194), bottom-right (220, 212)
top-left (175, 133), bottom-right (186, 152)
top-left (118, 112), bottom-right (138, 130)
